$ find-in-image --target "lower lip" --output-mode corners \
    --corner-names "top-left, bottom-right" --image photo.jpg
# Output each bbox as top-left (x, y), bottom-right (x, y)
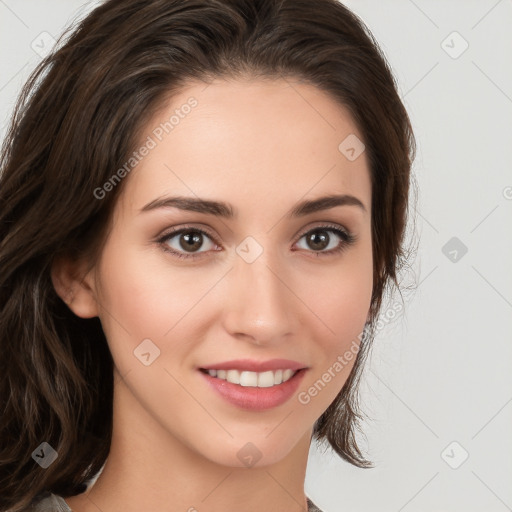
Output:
top-left (199, 369), bottom-right (307, 411)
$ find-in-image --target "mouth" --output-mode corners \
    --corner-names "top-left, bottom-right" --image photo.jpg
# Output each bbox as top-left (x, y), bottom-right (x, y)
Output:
top-left (198, 367), bottom-right (299, 388)
top-left (198, 363), bottom-right (308, 411)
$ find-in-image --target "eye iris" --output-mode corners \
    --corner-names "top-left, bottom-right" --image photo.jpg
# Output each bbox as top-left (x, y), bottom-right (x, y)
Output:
top-left (307, 230), bottom-right (329, 251)
top-left (180, 231), bottom-right (203, 252)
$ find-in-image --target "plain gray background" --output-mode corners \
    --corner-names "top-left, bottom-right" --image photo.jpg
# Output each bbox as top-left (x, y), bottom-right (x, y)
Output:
top-left (1, 1), bottom-right (511, 511)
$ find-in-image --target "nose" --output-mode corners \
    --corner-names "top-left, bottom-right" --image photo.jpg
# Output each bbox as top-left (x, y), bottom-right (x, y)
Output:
top-left (221, 250), bottom-right (298, 346)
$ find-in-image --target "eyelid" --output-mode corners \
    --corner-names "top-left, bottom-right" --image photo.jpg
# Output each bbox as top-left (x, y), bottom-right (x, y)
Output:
top-left (157, 223), bottom-right (219, 243)
top-left (294, 221), bottom-right (352, 241)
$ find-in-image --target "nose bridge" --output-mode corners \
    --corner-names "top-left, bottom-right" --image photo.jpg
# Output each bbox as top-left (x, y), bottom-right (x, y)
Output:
top-left (223, 242), bottom-right (295, 343)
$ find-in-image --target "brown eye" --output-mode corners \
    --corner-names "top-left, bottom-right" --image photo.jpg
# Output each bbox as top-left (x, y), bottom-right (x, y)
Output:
top-left (295, 225), bottom-right (355, 255)
top-left (304, 230), bottom-right (330, 251)
top-left (178, 231), bottom-right (205, 252)
top-left (159, 228), bottom-right (219, 259)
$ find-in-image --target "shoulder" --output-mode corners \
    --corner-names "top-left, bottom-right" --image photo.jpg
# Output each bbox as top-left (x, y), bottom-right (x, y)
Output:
top-left (307, 496), bottom-right (324, 512)
top-left (27, 493), bottom-right (72, 512)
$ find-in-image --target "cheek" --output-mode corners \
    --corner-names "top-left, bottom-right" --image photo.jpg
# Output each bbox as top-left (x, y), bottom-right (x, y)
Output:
top-left (96, 253), bottom-right (170, 336)
top-left (299, 252), bottom-right (373, 346)
top-left (294, 263), bottom-right (372, 412)
top-left (94, 244), bottom-right (226, 363)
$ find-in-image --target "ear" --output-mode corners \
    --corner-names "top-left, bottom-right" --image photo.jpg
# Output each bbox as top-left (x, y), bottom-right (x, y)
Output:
top-left (51, 254), bottom-right (99, 318)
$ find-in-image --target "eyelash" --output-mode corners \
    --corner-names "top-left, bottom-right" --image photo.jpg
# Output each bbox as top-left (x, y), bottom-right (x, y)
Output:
top-left (156, 223), bottom-right (357, 261)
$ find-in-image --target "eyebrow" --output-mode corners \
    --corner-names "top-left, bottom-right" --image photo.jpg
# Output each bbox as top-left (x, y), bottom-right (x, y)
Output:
top-left (139, 193), bottom-right (367, 218)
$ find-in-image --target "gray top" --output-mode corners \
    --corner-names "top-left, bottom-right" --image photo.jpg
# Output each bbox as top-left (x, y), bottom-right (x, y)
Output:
top-left (29, 494), bottom-right (71, 512)
top-left (30, 493), bottom-right (323, 511)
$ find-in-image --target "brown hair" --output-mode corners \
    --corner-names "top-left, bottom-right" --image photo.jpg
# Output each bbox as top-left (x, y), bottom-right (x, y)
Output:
top-left (0, 0), bottom-right (416, 509)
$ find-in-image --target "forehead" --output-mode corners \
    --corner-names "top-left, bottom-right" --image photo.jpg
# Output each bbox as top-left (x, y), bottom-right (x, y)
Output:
top-left (118, 77), bottom-right (371, 216)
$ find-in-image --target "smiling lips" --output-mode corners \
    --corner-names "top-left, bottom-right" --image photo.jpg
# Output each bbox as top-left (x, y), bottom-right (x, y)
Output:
top-left (199, 358), bottom-right (308, 410)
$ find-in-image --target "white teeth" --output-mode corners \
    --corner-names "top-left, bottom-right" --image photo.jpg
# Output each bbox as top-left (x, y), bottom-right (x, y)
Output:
top-left (257, 370), bottom-right (275, 388)
top-left (239, 371), bottom-right (258, 387)
top-left (226, 369), bottom-right (240, 384)
top-left (282, 369), bottom-right (294, 382)
top-left (206, 368), bottom-right (297, 387)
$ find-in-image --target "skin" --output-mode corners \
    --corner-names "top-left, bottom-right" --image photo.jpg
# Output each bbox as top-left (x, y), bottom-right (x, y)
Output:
top-left (52, 77), bottom-right (373, 512)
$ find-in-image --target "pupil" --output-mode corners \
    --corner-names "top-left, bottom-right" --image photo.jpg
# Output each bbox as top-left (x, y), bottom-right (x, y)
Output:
top-left (308, 230), bottom-right (329, 251)
top-left (180, 232), bottom-right (202, 252)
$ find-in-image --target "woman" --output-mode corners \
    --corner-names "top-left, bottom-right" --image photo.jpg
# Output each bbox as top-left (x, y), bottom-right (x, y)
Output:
top-left (0, 0), bottom-right (416, 510)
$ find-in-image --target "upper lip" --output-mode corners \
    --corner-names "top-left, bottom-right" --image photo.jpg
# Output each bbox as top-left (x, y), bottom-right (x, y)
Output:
top-left (199, 358), bottom-right (307, 372)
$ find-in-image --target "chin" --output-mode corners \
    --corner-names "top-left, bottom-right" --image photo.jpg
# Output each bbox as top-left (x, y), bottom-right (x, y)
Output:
top-left (186, 428), bottom-right (306, 469)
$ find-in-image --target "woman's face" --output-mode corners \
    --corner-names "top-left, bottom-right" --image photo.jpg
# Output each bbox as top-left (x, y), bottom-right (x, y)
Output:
top-left (77, 77), bottom-right (373, 467)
